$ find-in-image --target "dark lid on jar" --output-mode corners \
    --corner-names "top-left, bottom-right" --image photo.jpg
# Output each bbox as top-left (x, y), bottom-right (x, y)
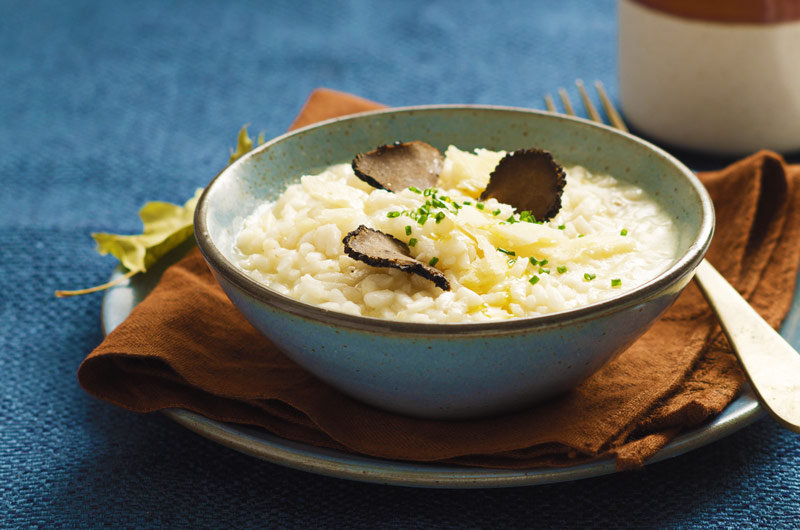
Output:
top-left (629, 0), bottom-right (800, 24)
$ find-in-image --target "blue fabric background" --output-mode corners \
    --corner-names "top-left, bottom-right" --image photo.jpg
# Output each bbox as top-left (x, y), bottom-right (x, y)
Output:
top-left (2, 0), bottom-right (799, 527)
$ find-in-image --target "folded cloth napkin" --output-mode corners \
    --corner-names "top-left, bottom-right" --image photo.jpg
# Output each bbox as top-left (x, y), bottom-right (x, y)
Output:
top-left (79, 88), bottom-right (800, 470)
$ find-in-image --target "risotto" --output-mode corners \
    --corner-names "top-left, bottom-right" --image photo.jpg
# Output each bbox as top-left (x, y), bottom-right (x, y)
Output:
top-left (232, 146), bottom-right (678, 323)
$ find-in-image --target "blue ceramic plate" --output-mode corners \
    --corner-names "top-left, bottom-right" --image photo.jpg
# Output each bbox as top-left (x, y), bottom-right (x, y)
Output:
top-left (100, 239), bottom-right (800, 488)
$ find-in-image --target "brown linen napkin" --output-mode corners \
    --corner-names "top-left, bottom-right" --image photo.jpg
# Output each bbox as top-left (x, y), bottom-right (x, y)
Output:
top-left (79, 88), bottom-right (800, 470)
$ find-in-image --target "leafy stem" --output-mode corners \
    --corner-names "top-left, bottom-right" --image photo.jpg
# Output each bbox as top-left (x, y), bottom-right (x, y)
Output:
top-left (55, 269), bottom-right (139, 298)
top-left (55, 125), bottom-right (264, 298)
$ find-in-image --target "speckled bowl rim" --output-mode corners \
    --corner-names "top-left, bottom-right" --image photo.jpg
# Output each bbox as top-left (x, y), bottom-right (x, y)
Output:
top-left (195, 105), bottom-right (714, 336)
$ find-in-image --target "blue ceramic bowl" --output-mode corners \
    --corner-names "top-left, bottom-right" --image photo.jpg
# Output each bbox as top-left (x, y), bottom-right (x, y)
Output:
top-left (194, 105), bottom-right (714, 419)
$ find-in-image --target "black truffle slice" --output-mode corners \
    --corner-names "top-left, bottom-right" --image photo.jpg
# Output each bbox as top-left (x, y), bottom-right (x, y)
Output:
top-left (342, 225), bottom-right (451, 291)
top-left (479, 148), bottom-right (566, 221)
top-left (352, 141), bottom-right (444, 192)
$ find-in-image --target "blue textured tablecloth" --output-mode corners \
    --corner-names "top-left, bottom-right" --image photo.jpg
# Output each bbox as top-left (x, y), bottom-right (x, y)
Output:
top-left (2, 0), bottom-right (799, 527)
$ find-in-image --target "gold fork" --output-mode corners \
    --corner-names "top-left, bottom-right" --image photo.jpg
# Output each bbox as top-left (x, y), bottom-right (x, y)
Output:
top-left (545, 80), bottom-right (627, 132)
top-left (546, 80), bottom-right (800, 433)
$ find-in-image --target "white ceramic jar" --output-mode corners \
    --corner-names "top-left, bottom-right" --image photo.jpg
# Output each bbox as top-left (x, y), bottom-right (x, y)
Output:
top-left (619, 0), bottom-right (800, 155)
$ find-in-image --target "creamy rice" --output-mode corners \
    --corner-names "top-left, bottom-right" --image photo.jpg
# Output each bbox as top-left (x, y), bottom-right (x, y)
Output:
top-left (233, 146), bottom-right (678, 323)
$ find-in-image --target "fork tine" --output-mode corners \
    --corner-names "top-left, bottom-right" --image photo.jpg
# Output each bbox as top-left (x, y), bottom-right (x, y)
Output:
top-left (550, 81), bottom-right (629, 134)
top-left (544, 94), bottom-right (557, 113)
top-left (594, 80), bottom-right (629, 132)
top-left (558, 88), bottom-right (575, 116)
top-left (576, 79), bottom-right (603, 124)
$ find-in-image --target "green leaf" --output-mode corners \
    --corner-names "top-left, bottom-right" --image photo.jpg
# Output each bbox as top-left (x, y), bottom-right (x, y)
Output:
top-left (92, 188), bottom-right (202, 272)
top-left (228, 125), bottom-right (265, 164)
top-left (57, 124), bottom-right (265, 297)
top-left (55, 188), bottom-right (203, 297)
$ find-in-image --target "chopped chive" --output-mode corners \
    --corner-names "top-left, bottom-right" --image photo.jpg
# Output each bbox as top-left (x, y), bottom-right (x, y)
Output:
top-left (506, 215), bottom-right (518, 224)
top-left (405, 225), bottom-right (412, 236)
top-left (497, 248), bottom-right (516, 256)
top-left (620, 228), bottom-right (628, 236)
top-left (429, 256), bottom-right (439, 266)
top-left (417, 214), bottom-right (428, 225)
top-left (408, 238), bottom-right (418, 247)
top-left (476, 203), bottom-right (485, 210)
top-left (507, 258), bottom-right (517, 266)
top-left (584, 273), bottom-right (596, 281)
top-left (538, 259), bottom-right (548, 266)
top-left (463, 201), bottom-right (472, 205)
top-left (558, 224), bottom-right (566, 230)
top-left (492, 209), bottom-right (502, 216)
top-left (611, 278), bottom-right (622, 287)
top-left (432, 199), bottom-right (447, 208)
top-left (434, 212), bottom-right (446, 223)
top-left (557, 265), bottom-right (567, 274)
top-left (387, 211), bottom-right (400, 218)
top-left (529, 275), bottom-right (540, 285)
top-left (578, 234), bottom-right (585, 238)
top-left (453, 202), bottom-right (462, 210)
top-left (409, 186), bottom-right (422, 194)
top-left (529, 257), bottom-right (539, 266)
top-left (539, 267), bottom-right (550, 274)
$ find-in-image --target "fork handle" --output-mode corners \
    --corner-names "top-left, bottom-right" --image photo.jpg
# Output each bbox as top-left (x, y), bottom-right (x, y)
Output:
top-left (694, 259), bottom-right (800, 432)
